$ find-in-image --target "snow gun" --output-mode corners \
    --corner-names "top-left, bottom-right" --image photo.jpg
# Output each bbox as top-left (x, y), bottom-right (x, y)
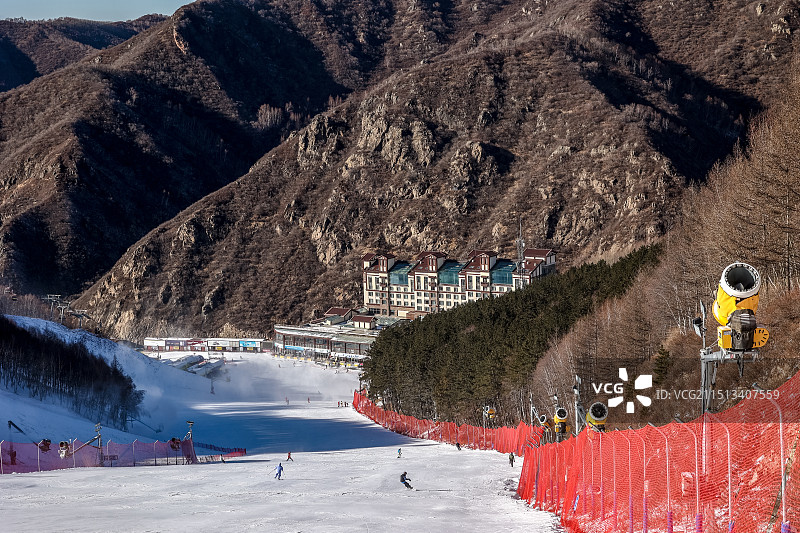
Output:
top-left (585, 402), bottom-right (608, 432)
top-left (712, 262), bottom-right (769, 351)
top-left (695, 262), bottom-right (770, 414)
top-left (59, 423), bottom-right (102, 459)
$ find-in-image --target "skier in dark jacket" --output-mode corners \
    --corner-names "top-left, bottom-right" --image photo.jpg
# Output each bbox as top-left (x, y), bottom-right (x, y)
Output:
top-left (509, 453), bottom-right (515, 467)
top-left (400, 471), bottom-right (413, 489)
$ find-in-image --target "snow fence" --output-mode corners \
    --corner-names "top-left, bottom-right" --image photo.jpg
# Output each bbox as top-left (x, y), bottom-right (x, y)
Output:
top-left (517, 370), bottom-right (800, 533)
top-left (355, 381), bottom-right (800, 532)
top-left (352, 391), bottom-right (544, 457)
top-left (0, 436), bottom-right (199, 473)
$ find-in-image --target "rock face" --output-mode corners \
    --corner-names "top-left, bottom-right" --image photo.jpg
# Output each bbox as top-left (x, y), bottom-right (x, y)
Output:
top-left (4, 0), bottom-right (800, 339)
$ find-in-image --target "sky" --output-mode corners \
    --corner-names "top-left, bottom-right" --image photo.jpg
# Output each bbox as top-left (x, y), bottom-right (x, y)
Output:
top-left (0, 317), bottom-right (562, 533)
top-left (2, 0), bottom-right (190, 22)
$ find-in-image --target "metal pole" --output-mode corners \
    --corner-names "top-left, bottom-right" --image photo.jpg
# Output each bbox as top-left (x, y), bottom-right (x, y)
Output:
top-left (705, 413), bottom-right (732, 529)
top-left (650, 424), bottom-right (671, 533)
top-left (630, 427), bottom-right (647, 533)
top-left (591, 434), bottom-right (596, 519)
top-left (0, 440), bottom-right (3, 475)
top-left (600, 431), bottom-right (605, 520)
top-left (680, 422), bottom-right (701, 532)
top-left (619, 430), bottom-right (633, 533)
top-left (612, 435), bottom-right (618, 531)
top-left (766, 397), bottom-right (787, 528)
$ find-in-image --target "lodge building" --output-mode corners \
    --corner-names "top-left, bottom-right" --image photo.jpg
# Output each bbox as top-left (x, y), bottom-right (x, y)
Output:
top-left (362, 248), bottom-right (556, 317)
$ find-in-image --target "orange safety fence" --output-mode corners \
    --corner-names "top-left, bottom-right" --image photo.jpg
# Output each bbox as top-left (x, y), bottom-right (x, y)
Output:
top-left (0, 437), bottom-right (201, 473)
top-left (518, 369), bottom-right (800, 533)
top-left (353, 391), bottom-right (544, 457)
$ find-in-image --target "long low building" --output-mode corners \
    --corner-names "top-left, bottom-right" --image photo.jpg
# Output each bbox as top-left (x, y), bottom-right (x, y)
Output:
top-left (143, 337), bottom-right (270, 353)
top-left (273, 322), bottom-right (381, 366)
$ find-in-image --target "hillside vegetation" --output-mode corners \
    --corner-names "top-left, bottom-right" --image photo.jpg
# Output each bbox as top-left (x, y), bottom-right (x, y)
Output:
top-left (0, 315), bottom-right (143, 429)
top-left (362, 245), bottom-right (661, 425)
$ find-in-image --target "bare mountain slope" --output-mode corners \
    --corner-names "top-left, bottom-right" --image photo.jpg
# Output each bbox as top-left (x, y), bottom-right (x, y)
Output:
top-left (0, 0), bottom-right (384, 295)
top-left (74, 0), bottom-right (800, 340)
top-left (0, 16), bottom-right (165, 92)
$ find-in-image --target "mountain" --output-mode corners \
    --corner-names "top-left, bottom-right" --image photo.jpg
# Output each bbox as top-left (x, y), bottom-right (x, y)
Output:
top-left (0, 16), bottom-right (165, 92)
top-left (0, 0), bottom-right (797, 339)
top-left (76, 0), bottom-right (799, 340)
top-left (0, 0), bottom-right (364, 296)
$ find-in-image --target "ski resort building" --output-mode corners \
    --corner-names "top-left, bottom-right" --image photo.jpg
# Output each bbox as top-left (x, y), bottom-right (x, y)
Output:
top-left (362, 248), bottom-right (556, 317)
top-left (142, 337), bottom-right (271, 353)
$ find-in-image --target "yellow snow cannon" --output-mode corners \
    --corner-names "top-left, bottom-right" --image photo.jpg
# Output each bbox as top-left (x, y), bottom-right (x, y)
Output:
top-left (712, 262), bottom-right (768, 351)
top-left (586, 402), bottom-right (608, 432)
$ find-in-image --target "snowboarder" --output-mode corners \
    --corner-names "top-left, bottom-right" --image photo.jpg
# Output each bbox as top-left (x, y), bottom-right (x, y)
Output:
top-left (287, 452), bottom-right (293, 461)
top-left (509, 453), bottom-right (515, 467)
top-left (397, 448), bottom-right (402, 458)
top-left (456, 442), bottom-right (461, 451)
top-left (275, 463), bottom-right (284, 480)
top-left (400, 471), bottom-right (413, 489)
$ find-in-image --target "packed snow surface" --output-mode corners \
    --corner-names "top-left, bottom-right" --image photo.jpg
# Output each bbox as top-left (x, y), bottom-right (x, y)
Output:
top-left (0, 317), bottom-right (562, 532)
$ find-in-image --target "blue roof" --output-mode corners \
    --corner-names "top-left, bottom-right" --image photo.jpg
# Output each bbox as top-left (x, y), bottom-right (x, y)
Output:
top-left (438, 261), bottom-right (466, 285)
top-left (389, 261), bottom-right (414, 285)
top-left (490, 259), bottom-right (517, 285)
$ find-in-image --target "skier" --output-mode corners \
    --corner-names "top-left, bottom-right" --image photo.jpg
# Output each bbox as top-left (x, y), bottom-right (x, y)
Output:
top-left (287, 452), bottom-right (294, 461)
top-left (456, 442), bottom-right (461, 451)
top-left (397, 448), bottom-right (402, 458)
top-left (509, 453), bottom-right (515, 467)
top-left (275, 463), bottom-right (284, 480)
top-left (400, 471), bottom-right (413, 489)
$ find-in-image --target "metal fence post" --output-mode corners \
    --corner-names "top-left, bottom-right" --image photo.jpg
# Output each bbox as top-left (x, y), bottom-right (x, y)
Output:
top-left (767, 397), bottom-right (788, 531)
top-left (631, 428), bottom-right (647, 533)
top-left (619, 430), bottom-right (633, 533)
top-left (133, 439), bottom-right (137, 467)
top-left (600, 431), bottom-right (605, 520)
top-left (37, 440), bottom-right (42, 472)
top-left (555, 444), bottom-right (560, 514)
top-left (650, 424), bottom-right (671, 533)
top-left (591, 435), bottom-right (596, 519)
top-left (680, 423), bottom-right (702, 532)
top-left (706, 413), bottom-right (732, 531)
top-left (0, 440), bottom-right (3, 475)
top-left (611, 434), bottom-right (618, 531)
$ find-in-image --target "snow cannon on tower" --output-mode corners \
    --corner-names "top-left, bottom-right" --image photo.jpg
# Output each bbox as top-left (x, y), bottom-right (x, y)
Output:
top-left (712, 263), bottom-right (769, 351)
top-left (695, 262), bottom-right (770, 414)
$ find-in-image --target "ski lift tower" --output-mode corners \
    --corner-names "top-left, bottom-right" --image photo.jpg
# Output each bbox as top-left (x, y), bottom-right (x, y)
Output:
top-left (694, 263), bottom-right (769, 414)
top-left (69, 309), bottom-right (89, 329)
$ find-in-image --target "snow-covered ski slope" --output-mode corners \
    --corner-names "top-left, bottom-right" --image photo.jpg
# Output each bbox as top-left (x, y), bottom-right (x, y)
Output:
top-left (0, 317), bottom-right (561, 532)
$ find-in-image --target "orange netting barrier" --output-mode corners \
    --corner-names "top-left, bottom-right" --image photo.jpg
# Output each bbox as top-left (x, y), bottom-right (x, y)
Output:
top-left (517, 368), bottom-right (800, 533)
top-left (0, 437), bottom-right (201, 473)
top-left (352, 391), bottom-right (544, 457)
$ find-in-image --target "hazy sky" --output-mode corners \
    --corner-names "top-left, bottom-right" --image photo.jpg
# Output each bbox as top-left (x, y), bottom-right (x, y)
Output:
top-left (2, 1), bottom-right (190, 21)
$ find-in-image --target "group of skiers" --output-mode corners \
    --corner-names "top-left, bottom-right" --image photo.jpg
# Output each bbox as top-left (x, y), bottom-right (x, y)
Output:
top-left (337, 401), bottom-right (349, 407)
top-left (271, 446), bottom-right (515, 489)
